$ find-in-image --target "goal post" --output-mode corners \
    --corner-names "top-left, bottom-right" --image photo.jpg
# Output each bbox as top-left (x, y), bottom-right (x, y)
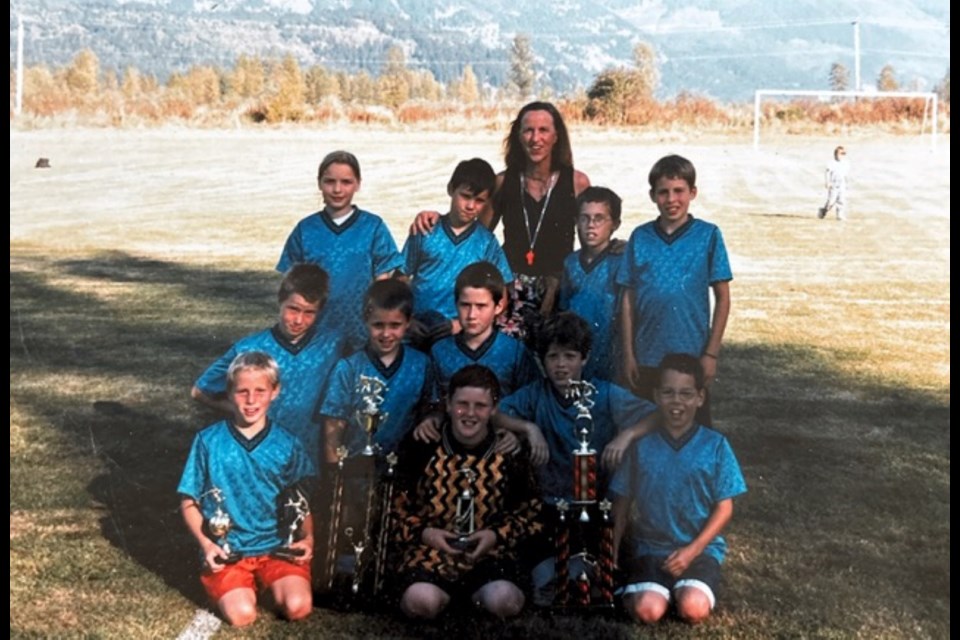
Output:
top-left (753, 89), bottom-right (939, 151)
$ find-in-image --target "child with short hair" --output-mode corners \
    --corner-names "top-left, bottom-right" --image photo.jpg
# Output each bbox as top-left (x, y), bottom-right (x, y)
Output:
top-left (277, 150), bottom-right (404, 354)
top-left (611, 353), bottom-right (746, 625)
top-left (618, 154), bottom-right (732, 426)
top-left (402, 158), bottom-right (514, 351)
top-left (179, 352), bottom-right (316, 627)
top-left (495, 312), bottom-right (657, 605)
top-left (392, 364), bottom-right (542, 620)
top-left (558, 185), bottom-right (626, 381)
top-left (318, 279), bottom-right (435, 462)
top-left (818, 145), bottom-right (849, 221)
top-left (191, 264), bottom-right (344, 463)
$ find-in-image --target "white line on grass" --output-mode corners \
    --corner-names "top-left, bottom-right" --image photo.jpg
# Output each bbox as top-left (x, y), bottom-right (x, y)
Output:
top-left (176, 609), bottom-right (221, 640)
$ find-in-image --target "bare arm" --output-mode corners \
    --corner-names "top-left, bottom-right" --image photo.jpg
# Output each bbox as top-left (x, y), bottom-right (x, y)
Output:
top-left (287, 513), bottom-right (314, 565)
top-left (180, 497), bottom-right (227, 571)
top-left (602, 411), bottom-right (658, 471)
top-left (700, 280), bottom-right (731, 387)
top-left (323, 417), bottom-right (347, 463)
top-left (190, 385), bottom-right (234, 416)
top-left (612, 494), bottom-right (631, 568)
top-left (491, 413), bottom-right (548, 466)
top-left (572, 169), bottom-right (591, 196)
top-left (662, 498), bottom-right (734, 577)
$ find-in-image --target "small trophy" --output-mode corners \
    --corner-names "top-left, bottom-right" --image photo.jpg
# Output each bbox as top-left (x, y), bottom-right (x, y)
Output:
top-left (272, 486), bottom-right (310, 562)
top-left (452, 467), bottom-right (477, 551)
top-left (356, 375), bottom-right (389, 456)
top-left (205, 487), bottom-right (241, 564)
top-left (566, 380), bottom-right (598, 523)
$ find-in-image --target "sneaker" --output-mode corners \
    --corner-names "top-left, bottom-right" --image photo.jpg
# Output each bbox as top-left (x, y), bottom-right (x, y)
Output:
top-left (817, 207), bottom-right (827, 219)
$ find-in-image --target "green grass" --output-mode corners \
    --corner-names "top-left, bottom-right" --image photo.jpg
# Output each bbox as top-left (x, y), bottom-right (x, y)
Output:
top-left (10, 129), bottom-right (949, 638)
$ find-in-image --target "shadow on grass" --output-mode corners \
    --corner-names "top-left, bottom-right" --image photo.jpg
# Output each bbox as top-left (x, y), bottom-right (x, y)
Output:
top-left (10, 249), bottom-right (951, 636)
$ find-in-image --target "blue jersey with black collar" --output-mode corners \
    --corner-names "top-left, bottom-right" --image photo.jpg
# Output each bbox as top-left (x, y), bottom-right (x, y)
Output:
top-left (558, 246), bottom-right (623, 381)
top-left (500, 377), bottom-right (655, 502)
top-left (609, 424), bottom-right (746, 563)
top-left (429, 331), bottom-right (539, 400)
top-left (617, 217), bottom-right (732, 367)
top-left (277, 207), bottom-right (404, 353)
top-left (318, 345), bottom-right (435, 455)
top-left (402, 215), bottom-right (514, 328)
top-left (193, 325), bottom-right (344, 462)
top-left (177, 419), bottom-right (316, 557)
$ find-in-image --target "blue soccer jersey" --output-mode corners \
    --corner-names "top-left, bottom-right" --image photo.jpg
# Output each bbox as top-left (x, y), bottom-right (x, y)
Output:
top-left (317, 345), bottom-right (435, 455)
top-left (402, 215), bottom-right (514, 328)
top-left (193, 325), bottom-right (344, 462)
top-left (617, 217), bottom-right (732, 367)
top-left (430, 331), bottom-right (539, 400)
top-left (500, 378), bottom-right (655, 502)
top-left (276, 207), bottom-right (404, 353)
top-left (558, 247), bottom-right (623, 381)
top-left (177, 420), bottom-right (316, 557)
top-left (609, 425), bottom-right (746, 563)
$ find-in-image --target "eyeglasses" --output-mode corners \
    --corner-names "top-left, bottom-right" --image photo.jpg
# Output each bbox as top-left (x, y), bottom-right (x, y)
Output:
top-left (577, 214), bottom-right (612, 226)
top-left (658, 388), bottom-right (699, 401)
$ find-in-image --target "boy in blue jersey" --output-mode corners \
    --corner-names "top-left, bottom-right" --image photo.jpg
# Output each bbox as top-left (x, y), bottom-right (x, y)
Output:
top-left (179, 352), bottom-right (316, 627)
top-left (402, 158), bottom-right (514, 351)
top-left (618, 154), bottom-right (732, 426)
top-left (611, 353), bottom-right (746, 625)
top-left (319, 279), bottom-right (435, 461)
top-left (414, 262), bottom-right (540, 443)
top-left (558, 186), bottom-right (626, 381)
top-left (191, 264), bottom-right (343, 463)
top-left (277, 150), bottom-right (404, 354)
top-left (494, 312), bottom-right (657, 605)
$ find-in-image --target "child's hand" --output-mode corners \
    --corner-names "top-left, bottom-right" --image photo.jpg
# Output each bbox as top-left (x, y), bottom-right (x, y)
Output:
top-left (203, 542), bottom-right (228, 572)
top-left (465, 529), bottom-right (497, 562)
top-left (422, 527), bottom-right (463, 555)
top-left (699, 354), bottom-right (717, 387)
top-left (602, 432), bottom-right (632, 470)
top-left (622, 360), bottom-right (641, 391)
top-left (411, 210), bottom-right (441, 235)
top-left (662, 545), bottom-right (698, 578)
top-left (289, 537), bottom-right (314, 565)
top-left (413, 415), bottom-right (442, 442)
top-left (494, 429), bottom-right (521, 455)
top-left (524, 423), bottom-right (550, 466)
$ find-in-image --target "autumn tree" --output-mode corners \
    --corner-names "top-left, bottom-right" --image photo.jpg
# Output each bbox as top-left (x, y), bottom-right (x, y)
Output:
top-left (829, 62), bottom-right (850, 91)
top-left (632, 41), bottom-right (659, 98)
top-left (458, 64), bottom-right (479, 103)
top-left (877, 64), bottom-right (899, 92)
top-left (65, 49), bottom-right (100, 98)
top-left (305, 64), bottom-right (340, 103)
top-left (378, 45), bottom-right (411, 109)
top-left (508, 33), bottom-right (535, 98)
top-left (229, 54), bottom-right (265, 99)
top-left (265, 55), bottom-right (306, 122)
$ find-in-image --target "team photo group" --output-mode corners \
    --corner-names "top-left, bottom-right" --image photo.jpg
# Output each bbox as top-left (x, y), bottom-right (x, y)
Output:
top-left (177, 100), bottom-right (747, 628)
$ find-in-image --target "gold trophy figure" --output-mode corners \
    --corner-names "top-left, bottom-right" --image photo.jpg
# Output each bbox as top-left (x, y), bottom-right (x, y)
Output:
top-left (452, 467), bottom-right (478, 551)
top-left (205, 487), bottom-right (241, 564)
top-left (356, 375), bottom-right (389, 456)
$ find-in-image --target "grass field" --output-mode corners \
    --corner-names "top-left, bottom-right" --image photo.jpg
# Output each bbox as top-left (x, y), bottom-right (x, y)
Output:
top-left (10, 124), bottom-right (950, 639)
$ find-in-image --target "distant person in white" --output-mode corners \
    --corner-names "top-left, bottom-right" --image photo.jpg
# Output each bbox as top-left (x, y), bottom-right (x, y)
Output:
top-left (818, 146), bottom-right (848, 221)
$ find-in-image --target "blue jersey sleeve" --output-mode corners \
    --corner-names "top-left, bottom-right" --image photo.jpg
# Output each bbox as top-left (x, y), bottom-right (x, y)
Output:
top-left (277, 222), bottom-right (305, 273)
top-left (515, 344), bottom-right (541, 390)
top-left (708, 227), bottom-right (733, 284)
top-left (499, 384), bottom-right (537, 420)
top-left (615, 230), bottom-right (638, 290)
top-left (607, 383), bottom-right (657, 431)
top-left (372, 219), bottom-right (404, 277)
top-left (713, 436), bottom-right (747, 502)
top-left (317, 357), bottom-right (354, 421)
top-left (177, 434), bottom-right (209, 500)
top-left (485, 238), bottom-right (514, 283)
top-left (194, 344), bottom-right (241, 396)
top-left (401, 232), bottom-right (422, 279)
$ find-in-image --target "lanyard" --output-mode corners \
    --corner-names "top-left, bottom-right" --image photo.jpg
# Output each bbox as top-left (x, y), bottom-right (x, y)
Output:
top-left (520, 172), bottom-right (557, 267)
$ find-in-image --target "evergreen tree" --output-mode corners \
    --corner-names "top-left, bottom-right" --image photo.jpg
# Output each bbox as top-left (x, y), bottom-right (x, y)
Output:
top-left (509, 34), bottom-right (535, 98)
top-left (458, 64), bottom-right (479, 103)
top-left (632, 41), bottom-right (659, 98)
top-left (877, 64), bottom-right (899, 92)
top-left (829, 62), bottom-right (850, 91)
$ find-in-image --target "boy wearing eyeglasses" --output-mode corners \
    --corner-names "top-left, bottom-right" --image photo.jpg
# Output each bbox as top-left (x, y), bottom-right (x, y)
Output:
top-left (611, 353), bottom-right (746, 625)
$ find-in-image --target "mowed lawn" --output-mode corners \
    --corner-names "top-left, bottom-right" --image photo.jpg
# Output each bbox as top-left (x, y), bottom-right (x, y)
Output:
top-left (10, 126), bottom-right (949, 639)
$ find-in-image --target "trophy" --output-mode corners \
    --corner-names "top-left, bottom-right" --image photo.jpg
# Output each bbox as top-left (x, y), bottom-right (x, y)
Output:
top-left (272, 486), bottom-right (310, 562)
top-left (567, 380), bottom-right (598, 523)
top-left (452, 467), bottom-right (477, 551)
top-left (355, 375), bottom-right (388, 456)
top-left (205, 487), bottom-right (241, 564)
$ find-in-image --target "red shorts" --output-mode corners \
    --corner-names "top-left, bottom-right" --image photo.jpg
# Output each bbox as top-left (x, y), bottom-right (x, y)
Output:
top-left (200, 555), bottom-right (311, 603)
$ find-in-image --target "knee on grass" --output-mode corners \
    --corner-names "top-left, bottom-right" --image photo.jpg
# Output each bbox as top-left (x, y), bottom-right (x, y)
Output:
top-left (400, 583), bottom-right (450, 619)
top-left (675, 587), bottom-right (712, 624)
top-left (625, 592), bottom-right (668, 625)
top-left (474, 580), bottom-right (525, 619)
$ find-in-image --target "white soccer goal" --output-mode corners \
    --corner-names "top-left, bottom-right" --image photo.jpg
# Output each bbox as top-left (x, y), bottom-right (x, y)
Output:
top-left (753, 89), bottom-right (940, 150)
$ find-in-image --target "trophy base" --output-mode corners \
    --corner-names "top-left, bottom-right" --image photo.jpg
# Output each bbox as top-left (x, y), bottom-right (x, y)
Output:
top-left (449, 537), bottom-right (478, 552)
top-left (270, 547), bottom-right (306, 562)
top-left (213, 553), bottom-right (242, 565)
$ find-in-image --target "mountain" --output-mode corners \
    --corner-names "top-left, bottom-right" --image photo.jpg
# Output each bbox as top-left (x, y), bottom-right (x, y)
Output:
top-left (8, 0), bottom-right (951, 101)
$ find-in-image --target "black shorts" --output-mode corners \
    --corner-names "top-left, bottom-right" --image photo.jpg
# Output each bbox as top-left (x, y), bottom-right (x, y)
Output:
top-left (621, 554), bottom-right (721, 608)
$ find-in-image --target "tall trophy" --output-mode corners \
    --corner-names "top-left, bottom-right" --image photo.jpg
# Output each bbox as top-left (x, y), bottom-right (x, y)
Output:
top-left (568, 380), bottom-right (598, 523)
top-left (205, 487), bottom-right (241, 564)
top-left (272, 485), bottom-right (310, 562)
top-left (452, 468), bottom-right (477, 551)
top-left (356, 375), bottom-right (388, 456)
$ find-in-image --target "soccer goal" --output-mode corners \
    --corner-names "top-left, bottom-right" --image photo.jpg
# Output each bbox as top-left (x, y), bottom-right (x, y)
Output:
top-left (753, 89), bottom-right (940, 150)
